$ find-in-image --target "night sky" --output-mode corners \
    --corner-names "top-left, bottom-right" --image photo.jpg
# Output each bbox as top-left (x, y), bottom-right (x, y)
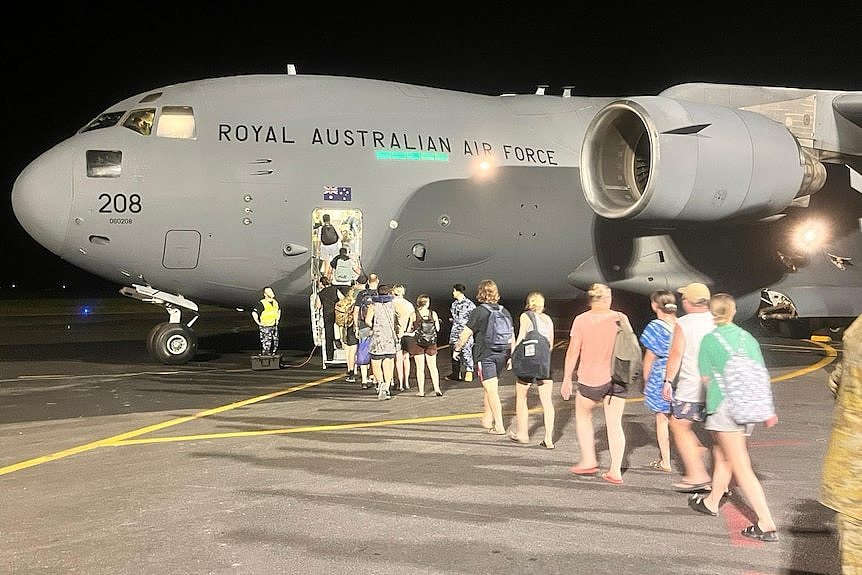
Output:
top-left (2, 5), bottom-right (858, 296)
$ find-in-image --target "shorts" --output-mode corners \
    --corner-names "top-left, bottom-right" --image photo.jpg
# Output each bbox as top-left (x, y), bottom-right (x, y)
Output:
top-left (400, 334), bottom-right (415, 352)
top-left (477, 351), bottom-right (509, 381)
top-left (672, 399), bottom-right (706, 422)
top-left (577, 381), bottom-right (627, 402)
top-left (517, 377), bottom-right (551, 386)
top-left (408, 339), bottom-right (438, 356)
top-left (343, 327), bottom-right (358, 346)
top-left (370, 353), bottom-right (396, 361)
top-left (704, 400), bottom-right (754, 435)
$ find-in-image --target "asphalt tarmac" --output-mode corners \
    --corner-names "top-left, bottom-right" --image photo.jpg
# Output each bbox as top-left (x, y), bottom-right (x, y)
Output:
top-left (0, 298), bottom-right (844, 575)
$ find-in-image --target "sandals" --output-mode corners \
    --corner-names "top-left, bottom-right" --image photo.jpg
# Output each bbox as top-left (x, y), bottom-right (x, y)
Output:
top-left (488, 427), bottom-right (507, 435)
top-left (539, 440), bottom-right (555, 450)
top-left (672, 480), bottom-right (712, 493)
top-left (569, 466), bottom-right (599, 475)
top-left (741, 524), bottom-right (779, 542)
top-left (688, 493), bottom-right (717, 516)
top-left (601, 472), bottom-right (624, 485)
top-left (648, 460), bottom-right (672, 473)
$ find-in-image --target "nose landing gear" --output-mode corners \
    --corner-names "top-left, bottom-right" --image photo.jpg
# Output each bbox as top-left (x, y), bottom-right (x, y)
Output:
top-left (121, 284), bottom-right (199, 364)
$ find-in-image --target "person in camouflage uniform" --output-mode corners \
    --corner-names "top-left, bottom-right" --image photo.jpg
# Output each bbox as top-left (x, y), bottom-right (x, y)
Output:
top-left (822, 314), bottom-right (862, 574)
top-left (448, 283), bottom-right (476, 382)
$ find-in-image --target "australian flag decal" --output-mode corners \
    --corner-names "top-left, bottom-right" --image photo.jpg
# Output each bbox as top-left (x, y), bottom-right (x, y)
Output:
top-left (323, 186), bottom-right (352, 201)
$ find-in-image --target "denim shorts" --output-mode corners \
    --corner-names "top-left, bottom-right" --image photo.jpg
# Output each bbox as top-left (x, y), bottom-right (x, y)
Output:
top-left (671, 399), bottom-right (705, 422)
top-left (477, 351), bottom-right (509, 381)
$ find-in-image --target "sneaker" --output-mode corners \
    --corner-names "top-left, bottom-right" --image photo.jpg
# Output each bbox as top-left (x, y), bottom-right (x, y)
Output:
top-left (377, 386), bottom-right (391, 400)
top-left (464, 372), bottom-right (473, 382)
top-left (345, 375), bottom-right (356, 383)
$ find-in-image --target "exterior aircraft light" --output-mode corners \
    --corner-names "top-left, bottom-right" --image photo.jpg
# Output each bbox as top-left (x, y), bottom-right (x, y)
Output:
top-left (792, 220), bottom-right (829, 252)
top-left (243, 218), bottom-right (252, 225)
top-left (480, 161), bottom-right (491, 171)
top-left (389, 220), bottom-right (398, 229)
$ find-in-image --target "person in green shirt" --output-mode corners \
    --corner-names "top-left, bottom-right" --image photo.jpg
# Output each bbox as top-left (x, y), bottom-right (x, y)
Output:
top-left (688, 293), bottom-right (779, 543)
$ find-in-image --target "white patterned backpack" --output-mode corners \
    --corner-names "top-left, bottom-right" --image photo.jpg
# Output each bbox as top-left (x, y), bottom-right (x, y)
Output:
top-left (711, 331), bottom-right (775, 424)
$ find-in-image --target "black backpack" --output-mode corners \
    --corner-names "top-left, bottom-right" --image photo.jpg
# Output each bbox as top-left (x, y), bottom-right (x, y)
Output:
top-left (481, 303), bottom-right (514, 351)
top-left (415, 311), bottom-right (438, 347)
top-left (512, 311), bottom-right (551, 381)
top-left (320, 223), bottom-right (338, 246)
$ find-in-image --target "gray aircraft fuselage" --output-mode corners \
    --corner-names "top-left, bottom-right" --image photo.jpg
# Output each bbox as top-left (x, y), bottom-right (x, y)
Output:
top-left (11, 73), bottom-right (862, 362)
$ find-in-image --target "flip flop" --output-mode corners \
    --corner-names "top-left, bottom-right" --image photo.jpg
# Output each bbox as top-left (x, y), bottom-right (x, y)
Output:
top-left (508, 434), bottom-right (529, 444)
top-left (601, 472), bottom-right (624, 485)
top-left (488, 427), bottom-right (507, 435)
top-left (672, 480), bottom-right (712, 493)
top-left (648, 460), bottom-right (672, 473)
top-left (741, 524), bottom-right (779, 542)
top-left (539, 441), bottom-right (555, 450)
top-left (569, 466), bottom-right (599, 475)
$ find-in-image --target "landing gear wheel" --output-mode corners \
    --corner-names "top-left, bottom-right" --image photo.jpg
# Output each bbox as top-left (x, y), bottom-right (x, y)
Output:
top-left (148, 323), bottom-right (197, 364)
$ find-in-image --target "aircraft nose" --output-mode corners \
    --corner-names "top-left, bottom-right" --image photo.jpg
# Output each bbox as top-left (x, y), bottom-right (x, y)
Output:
top-left (12, 145), bottom-right (74, 256)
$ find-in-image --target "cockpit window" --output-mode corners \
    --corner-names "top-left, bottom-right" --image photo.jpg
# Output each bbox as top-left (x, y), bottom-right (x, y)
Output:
top-left (80, 111), bottom-right (125, 133)
top-left (123, 108), bottom-right (155, 136)
top-left (156, 106), bottom-right (196, 139)
top-left (86, 150), bottom-right (122, 178)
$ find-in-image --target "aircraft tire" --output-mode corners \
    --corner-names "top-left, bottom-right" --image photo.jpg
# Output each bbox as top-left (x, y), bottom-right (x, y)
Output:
top-left (146, 323), bottom-right (166, 358)
top-left (150, 323), bottom-right (198, 364)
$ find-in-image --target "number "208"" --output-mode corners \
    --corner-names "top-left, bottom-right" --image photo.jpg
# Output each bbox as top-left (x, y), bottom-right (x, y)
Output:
top-left (98, 193), bottom-right (142, 213)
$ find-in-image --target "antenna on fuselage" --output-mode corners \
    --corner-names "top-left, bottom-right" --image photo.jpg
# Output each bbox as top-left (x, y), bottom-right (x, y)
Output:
top-left (287, 64), bottom-right (297, 75)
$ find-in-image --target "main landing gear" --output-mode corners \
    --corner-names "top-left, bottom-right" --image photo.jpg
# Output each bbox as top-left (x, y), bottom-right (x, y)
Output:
top-left (120, 284), bottom-right (199, 364)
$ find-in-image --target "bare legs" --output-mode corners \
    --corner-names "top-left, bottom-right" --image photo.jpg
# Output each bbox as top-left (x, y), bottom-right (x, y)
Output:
top-left (482, 377), bottom-right (505, 433)
top-left (414, 353), bottom-right (442, 395)
top-left (655, 412), bottom-right (672, 471)
top-left (512, 381), bottom-right (556, 446)
top-left (702, 431), bottom-right (776, 532)
top-left (573, 391), bottom-right (625, 478)
top-left (669, 416), bottom-right (711, 485)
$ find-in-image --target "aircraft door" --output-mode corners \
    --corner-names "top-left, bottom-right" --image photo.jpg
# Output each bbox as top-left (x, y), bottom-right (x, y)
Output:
top-left (310, 208), bottom-right (363, 368)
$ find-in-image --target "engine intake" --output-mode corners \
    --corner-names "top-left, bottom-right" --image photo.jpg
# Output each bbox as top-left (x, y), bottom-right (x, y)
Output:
top-left (580, 97), bottom-right (826, 222)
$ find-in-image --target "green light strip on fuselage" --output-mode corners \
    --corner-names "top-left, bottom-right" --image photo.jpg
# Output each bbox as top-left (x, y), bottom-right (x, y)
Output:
top-left (375, 150), bottom-right (449, 162)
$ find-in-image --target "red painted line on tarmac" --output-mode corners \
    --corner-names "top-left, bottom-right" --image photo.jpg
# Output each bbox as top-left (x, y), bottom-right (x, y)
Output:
top-left (722, 502), bottom-right (762, 548)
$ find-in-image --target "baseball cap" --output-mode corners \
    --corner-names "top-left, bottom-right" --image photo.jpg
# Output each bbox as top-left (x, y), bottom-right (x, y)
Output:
top-left (678, 282), bottom-right (711, 303)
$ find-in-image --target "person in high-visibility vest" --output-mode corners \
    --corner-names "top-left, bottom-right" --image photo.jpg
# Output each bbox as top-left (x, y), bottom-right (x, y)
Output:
top-left (252, 287), bottom-right (281, 355)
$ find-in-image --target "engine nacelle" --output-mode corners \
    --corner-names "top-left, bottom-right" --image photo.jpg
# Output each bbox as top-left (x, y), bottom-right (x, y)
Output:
top-left (580, 96), bottom-right (826, 221)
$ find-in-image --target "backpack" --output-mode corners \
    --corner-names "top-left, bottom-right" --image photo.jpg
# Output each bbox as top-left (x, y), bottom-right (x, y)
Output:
top-left (611, 312), bottom-right (643, 387)
top-left (415, 311), bottom-right (438, 347)
top-left (333, 257), bottom-right (354, 284)
top-left (320, 223), bottom-right (338, 246)
top-left (512, 311), bottom-right (551, 381)
top-left (481, 303), bottom-right (514, 351)
top-left (711, 331), bottom-right (775, 424)
top-left (334, 289), bottom-right (355, 328)
top-left (356, 289), bottom-right (376, 328)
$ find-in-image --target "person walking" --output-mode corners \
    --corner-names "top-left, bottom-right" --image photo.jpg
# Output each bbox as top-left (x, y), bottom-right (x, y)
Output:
top-left (409, 294), bottom-right (443, 397)
top-left (314, 276), bottom-right (344, 363)
top-left (688, 293), bottom-right (779, 543)
top-left (251, 286), bottom-right (281, 355)
top-left (353, 273), bottom-right (379, 389)
top-left (662, 282), bottom-right (716, 493)
top-left (392, 283), bottom-right (415, 391)
top-left (365, 284), bottom-right (398, 400)
top-left (560, 283), bottom-right (631, 485)
top-left (640, 290), bottom-right (678, 473)
top-left (453, 279), bottom-right (514, 435)
top-left (448, 284), bottom-right (476, 382)
top-left (508, 291), bottom-right (555, 448)
top-left (821, 313), bottom-right (862, 572)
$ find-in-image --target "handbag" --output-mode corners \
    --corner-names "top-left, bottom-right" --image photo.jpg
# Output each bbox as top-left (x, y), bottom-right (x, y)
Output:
top-left (355, 336), bottom-right (371, 365)
top-left (611, 312), bottom-right (643, 386)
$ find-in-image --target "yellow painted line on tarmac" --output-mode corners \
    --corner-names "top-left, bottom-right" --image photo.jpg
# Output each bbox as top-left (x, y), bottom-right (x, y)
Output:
top-left (770, 338), bottom-right (837, 382)
top-left (0, 374), bottom-right (341, 476)
top-left (112, 409), bottom-right (500, 445)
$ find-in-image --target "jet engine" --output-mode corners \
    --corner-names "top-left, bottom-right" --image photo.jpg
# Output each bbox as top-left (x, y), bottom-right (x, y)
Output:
top-left (580, 97), bottom-right (826, 222)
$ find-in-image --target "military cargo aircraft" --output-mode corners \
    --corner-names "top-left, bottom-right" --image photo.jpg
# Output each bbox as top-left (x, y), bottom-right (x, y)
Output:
top-left (11, 68), bottom-right (862, 363)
